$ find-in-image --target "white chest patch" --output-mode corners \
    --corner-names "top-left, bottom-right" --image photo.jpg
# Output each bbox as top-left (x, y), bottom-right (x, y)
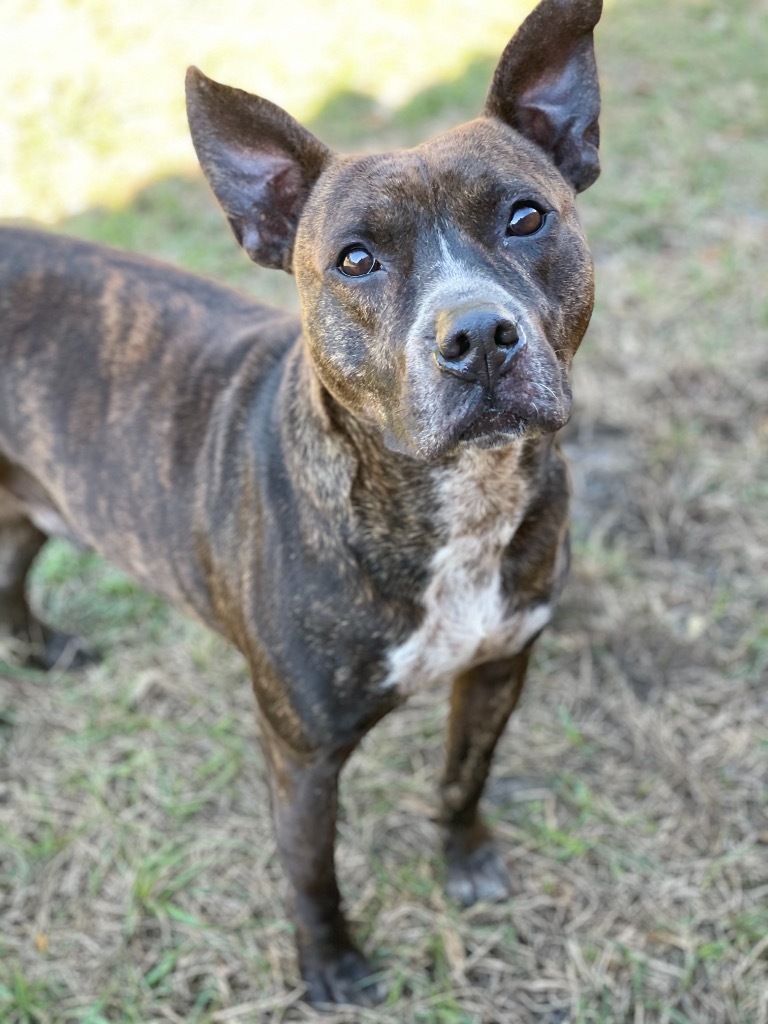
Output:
top-left (381, 447), bottom-right (552, 695)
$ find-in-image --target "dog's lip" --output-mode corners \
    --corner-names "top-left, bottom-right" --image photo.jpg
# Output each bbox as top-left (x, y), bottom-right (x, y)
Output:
top-left (454, 404), bottom-right (526, 445)
top-left (446, 386), bottom-right (569, 451)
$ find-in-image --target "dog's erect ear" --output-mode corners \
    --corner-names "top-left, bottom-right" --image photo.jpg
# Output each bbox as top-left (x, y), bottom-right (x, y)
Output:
top-left (485, 0), bottom-right (602, 193)
top-left (186, 68), bottom-right (331, 271)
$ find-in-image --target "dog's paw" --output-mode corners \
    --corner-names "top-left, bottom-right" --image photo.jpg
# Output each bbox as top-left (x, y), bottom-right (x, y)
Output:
top-left (302, 947), bottom-right (386, 1008)
top-left (445, 838), bottom-right (513, 907)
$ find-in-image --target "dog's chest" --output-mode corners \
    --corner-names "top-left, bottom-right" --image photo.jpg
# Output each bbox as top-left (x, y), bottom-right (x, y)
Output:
top-left (381, 448), bottom-right (550, 694)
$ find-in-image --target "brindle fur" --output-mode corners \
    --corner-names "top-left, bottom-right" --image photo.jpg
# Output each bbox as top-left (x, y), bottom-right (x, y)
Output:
top-left (0, 0), bottom-right (602, 1005)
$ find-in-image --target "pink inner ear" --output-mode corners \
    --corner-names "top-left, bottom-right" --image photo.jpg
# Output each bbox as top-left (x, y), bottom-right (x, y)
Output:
top-left (268, 162), bottom-right (307, 217)
top-left (516, 64), bottom-right (576, 154)
top-left (236, 161), bottom-right (308, 270)
top-left (515, 103), bottom-right (556, 154)
top-left (521, 55), bottom-right (584, 113)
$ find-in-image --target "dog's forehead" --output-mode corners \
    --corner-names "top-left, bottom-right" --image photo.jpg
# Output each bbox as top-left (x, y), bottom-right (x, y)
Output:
top-left (417, 117), bottom-right (561, 182)
top-left (309, 118), bottom-right (571, 242)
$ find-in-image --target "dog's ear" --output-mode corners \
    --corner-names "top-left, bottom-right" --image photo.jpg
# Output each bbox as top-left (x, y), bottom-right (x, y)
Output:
top-left (186, 68), bottom-right (331, 271)
top-left (485, 0), bottom-right (602, 193)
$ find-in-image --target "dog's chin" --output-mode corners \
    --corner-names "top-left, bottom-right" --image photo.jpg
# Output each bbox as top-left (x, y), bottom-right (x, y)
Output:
top-left (395, 411), bottom-right (534, 463)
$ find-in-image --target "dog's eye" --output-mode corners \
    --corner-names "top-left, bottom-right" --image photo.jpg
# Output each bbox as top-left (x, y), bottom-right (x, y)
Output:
top-left (507, 202), bottom-right (545, 237)
top-left (337, 246), bottom-right (381, 278)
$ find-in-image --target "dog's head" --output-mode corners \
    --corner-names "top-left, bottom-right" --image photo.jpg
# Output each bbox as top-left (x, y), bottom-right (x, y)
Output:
top-left (186, 0), bottom-right (602, 461)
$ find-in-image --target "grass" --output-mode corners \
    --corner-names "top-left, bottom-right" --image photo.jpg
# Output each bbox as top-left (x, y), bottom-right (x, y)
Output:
top-left (2, 0), bottom-right (768, 1021)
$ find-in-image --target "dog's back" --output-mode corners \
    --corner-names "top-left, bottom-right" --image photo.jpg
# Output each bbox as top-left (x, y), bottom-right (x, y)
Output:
top-left (0, 227), bottom-right (301, 616)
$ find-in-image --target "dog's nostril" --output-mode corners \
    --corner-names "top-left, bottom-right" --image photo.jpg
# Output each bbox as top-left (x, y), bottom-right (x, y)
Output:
top-left (440, 330), bottom-right (471, 362)
top-left (494, 321), bottom-right (519, 349)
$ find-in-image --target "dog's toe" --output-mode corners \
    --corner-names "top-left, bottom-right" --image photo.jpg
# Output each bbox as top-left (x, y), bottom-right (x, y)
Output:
top-left (303, 947), bottom-right (386, 1008)
top-left (445, 838), bottom-right (513, 907)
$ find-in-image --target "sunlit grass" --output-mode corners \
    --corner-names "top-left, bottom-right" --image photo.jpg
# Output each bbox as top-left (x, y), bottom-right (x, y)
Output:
top-left (2, 0), bottom-right (535, 221)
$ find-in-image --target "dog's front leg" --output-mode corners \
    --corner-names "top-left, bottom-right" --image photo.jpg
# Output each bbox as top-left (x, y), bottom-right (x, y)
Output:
top-left (439, 647), bottom-right (533, 907)
top-left (259, 721), bottom-right (384, 1007)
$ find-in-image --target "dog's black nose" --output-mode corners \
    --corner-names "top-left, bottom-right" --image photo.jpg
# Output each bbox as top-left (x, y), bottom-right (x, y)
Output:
top-left (434, 306), bottom-right (523, 388)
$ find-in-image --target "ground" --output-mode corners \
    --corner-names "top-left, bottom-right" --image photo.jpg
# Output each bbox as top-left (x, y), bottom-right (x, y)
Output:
top-left (1, 0), bottom-right (766, 1021)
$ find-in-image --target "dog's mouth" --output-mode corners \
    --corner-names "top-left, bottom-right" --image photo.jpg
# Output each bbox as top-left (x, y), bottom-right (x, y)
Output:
top-left (446, 380), bottom-right (571, 452)
top-left (388, 376), bottom-right (572, 461)
top-left (455, 404), bottom-right (527, 448)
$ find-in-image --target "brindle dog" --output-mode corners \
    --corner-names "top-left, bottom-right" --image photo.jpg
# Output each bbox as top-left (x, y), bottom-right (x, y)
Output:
top-left (0, 0), bottom-right (602, 1005)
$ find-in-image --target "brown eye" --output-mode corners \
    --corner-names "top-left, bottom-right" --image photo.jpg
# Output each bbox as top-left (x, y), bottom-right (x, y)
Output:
top-left (337, 246), bottom-right (381, 277)
top-left (507, 202), bottom-right (545, 237)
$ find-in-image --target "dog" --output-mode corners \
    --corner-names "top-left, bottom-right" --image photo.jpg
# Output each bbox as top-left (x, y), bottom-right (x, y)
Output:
top-left (0, 0), bottom-right (602, 1005)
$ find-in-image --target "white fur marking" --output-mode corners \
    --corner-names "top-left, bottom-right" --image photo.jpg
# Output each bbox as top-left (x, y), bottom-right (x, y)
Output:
top-left (434, 233), bottom-right (514, 304)
top-left (382, 448), bottom-right (552, 694)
